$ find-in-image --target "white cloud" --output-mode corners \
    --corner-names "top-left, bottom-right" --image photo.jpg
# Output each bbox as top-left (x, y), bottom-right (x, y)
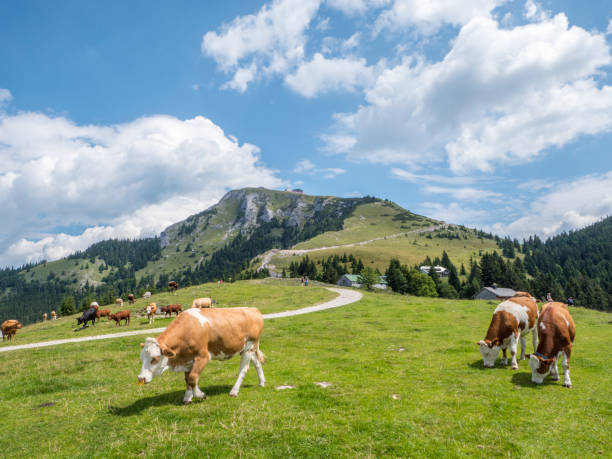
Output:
top-left (293, 158), bottom-right (346, 178)
top-left (326, 14), bottom-right (612, 172)
top-left (420, 201), bottom-right (489, 224)
top-left (524, 0), bottom-right (549, 22)
top-left (374, 0), bottom-right (504, 35)
top-left (0, 88), bottom-right (12, 107)
top-left (0, 111), bottom-right (283, 267)
top-left (423, 185), bottom-right (501, 201)
top-left (391, 168), bottom-right (477, 186)
top-left (201, 0), bottom-right (322, 91)
top-left (492, 171), bottom-right (612, 240)
top-left (326, 0), bottom-right (389, 16)
top-left (285, 53), bottom-right (377, 97)
top-left (606, 19), bottom-right (612, 35)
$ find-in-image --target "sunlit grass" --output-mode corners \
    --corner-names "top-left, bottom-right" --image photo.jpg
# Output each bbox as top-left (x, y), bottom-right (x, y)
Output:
top-left (1, 291), bottom-right (610, 457)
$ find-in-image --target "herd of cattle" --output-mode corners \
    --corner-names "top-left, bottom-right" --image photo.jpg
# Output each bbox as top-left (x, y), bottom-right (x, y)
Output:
top-left (1, 283), bottom-right (577, 400)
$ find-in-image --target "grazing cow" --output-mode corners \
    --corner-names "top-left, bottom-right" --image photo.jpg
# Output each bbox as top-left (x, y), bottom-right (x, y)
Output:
top-left (51, 310), bottom-right (57, 320)
top-left (43, 313), bottom-right (48, 322)
top-left (191, 297), bottom-right (213, 309)
top-left (110, 310), bottom-right (131, 326)
top-left (128, 294), bottom-right (135, 305)
top-left (90, 301), bottom-right (100, 309)
top-left (138, 307), bottom-right (265, 404)
top-left (161, 304), bottom-right (182, 317)
top-left (143, 292), bottom-right (152, 299)
top-left (96, 309), bottom-right (112, 320)
top-left (116, 298), bottom-right (124, 307)
top-left (77, 307), bottom-right (97, 328)
top-left (1, 320), bottom-right (22, 341)
top-left (146, 303), bottom-right (158, 325)
top-left (168, 281), bottom-right (179, 294)
top-left (529, 302), bottom-right (576, 387)
top-left (477, 295), bottom-right (539, 369)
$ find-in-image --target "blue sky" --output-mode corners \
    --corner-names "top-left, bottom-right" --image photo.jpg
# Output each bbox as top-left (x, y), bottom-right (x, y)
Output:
top-left (1, 0), bottom-right (611, 267)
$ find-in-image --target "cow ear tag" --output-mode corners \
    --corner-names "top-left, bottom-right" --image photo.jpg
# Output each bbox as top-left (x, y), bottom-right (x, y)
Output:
top-left (140, 343), bottom-right (145, 348)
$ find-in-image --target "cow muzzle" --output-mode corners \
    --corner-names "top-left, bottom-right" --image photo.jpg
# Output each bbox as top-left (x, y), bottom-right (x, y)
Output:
top-left (137, 377), bottom-right (147, 386)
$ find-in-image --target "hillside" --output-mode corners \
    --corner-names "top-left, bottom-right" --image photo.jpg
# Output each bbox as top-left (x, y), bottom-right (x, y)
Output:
top-left (1, 286), bottom-right (610, 457)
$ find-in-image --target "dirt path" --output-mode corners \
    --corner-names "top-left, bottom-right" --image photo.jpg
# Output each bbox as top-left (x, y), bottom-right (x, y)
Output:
top-left (259, 224), bottom-right (446, 273)
top-left (0, 288), bottom-right (362, 353)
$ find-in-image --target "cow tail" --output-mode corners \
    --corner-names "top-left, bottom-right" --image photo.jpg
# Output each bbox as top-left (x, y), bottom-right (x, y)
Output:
top-left (256, 346), bottom-right (266, 364)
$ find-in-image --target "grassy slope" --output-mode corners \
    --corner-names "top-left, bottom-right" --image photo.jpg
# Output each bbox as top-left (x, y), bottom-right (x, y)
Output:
top-left (294, 201), bottom-right (438, 250)
top-left (20, 257), bottom-right (111, 287)
top-left (1, 288), bottom-right (610, 457)
top-left (273, 227), bottom-right (504, 273)
top-left (0, 279), bottom-right (336, 346)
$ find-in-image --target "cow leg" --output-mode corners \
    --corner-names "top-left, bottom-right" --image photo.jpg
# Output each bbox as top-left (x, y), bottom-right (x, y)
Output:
top-left (562, 349), bottom-right (572, 388)
top-left (532, 329), bottom-right (538, 355)
top-left (501, 348), bottom-right (508, 366)
top-left (519, 334), bottom-right (527, 360)
top-left (183, 356), bottom-right (209, 405)
top-left (509, 333), bottom-right (519, 370)
top-left (550, 356), bottom-right (560, 381)
top-left (251, 346), bottom-right (265, 388)
top-left (230, 352), bottom-right (252, 397)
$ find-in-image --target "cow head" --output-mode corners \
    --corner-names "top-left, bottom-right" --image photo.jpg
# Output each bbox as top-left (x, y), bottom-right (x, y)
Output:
top-left (529, 354), bottom-right (555, 384)
top-left (138, 338), bottom-right (170, 384)
top-left (477, 339), bottom-right (500, 368)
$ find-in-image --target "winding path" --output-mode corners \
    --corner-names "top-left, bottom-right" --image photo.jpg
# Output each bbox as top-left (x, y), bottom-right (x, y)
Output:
top-left (0, 288), bottom-right (362, 353)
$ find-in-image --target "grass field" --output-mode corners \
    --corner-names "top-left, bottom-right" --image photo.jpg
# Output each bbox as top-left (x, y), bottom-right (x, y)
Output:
top-left (0, 279), bottom-right (336, 346)
top-left (1, 284), bottom-right (610, 457)
top-left (272, 229), bottom-right (505, 273)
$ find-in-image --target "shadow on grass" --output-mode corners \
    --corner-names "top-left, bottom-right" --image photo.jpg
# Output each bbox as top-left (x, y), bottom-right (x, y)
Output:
top-left (467, 359), bottom-right (513, 371)
top-left (510, 372), bottom-right (561, 389)
top-left (108, 384), bottom-right (242, 416)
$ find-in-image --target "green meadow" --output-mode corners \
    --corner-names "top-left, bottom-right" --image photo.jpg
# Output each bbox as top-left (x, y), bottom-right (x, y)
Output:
top-left (1, 283), bottom-right (610, 457)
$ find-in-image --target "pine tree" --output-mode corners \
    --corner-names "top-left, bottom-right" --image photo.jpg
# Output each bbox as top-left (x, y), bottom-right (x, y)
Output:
top-left (60, 294), bottom-right (76, 316)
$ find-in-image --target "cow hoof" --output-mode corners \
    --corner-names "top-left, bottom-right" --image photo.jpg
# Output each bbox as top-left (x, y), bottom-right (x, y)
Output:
top-left (229, 392), bottom-right (238, 397)
top-left (563, 383), bottom-right (572, 388)
top-left (551, 376), bottom-right (560, 381)
top-left (183, 400), bottom-right (192, 405)
top-left (511, 366), bottom-right (519, 370)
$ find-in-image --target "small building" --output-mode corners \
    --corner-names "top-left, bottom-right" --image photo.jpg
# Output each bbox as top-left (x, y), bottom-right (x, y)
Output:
top-left (473, 286), bottom-right (516, 300)
top-left (419, 265), bottom-right (449, 277)
top-left (337, 274), bottom-right (362, 288)
top-left (337, 274), bottom-right (387, 289)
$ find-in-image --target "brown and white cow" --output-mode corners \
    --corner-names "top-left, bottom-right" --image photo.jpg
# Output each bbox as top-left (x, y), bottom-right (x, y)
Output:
top-left (529, 302), bottom-right (576, 388)
top-left (128, 294), bottom-right (135, 305)
top-left (477, 296), bottom-right (539, 369)
top-left (191, 297), bottom-right (212, 308)
top-left (110, 310), bottom-right (131, 326)
top-left (138, 307), bottom-right (265, 404)
top-left (161, 304), bottom-right (182, 317)
top-left (1, 319), bottom-right (22, 341)
top-left (51, 310), bottom-right (57, 320)
top-left (96, 309), bottom-right (112, 320)
top-left (146, 303), bottom-right (157, 325)
top-left (43, 313), bottom-right (48, 322)
top-left (116, 298), bottom-right (124, 307)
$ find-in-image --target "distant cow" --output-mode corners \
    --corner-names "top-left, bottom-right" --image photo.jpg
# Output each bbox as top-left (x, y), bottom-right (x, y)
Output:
top-left (168, 281), bottom-right (179, 293)
top-left (529, 302), bottom-right (576, 387)
top-left (191, 297), bottom-right (212, 309)
top-left (116, 298), bottom-right (124, 307)
top-left (96, 309), bottom-right (112, 320)
top-left (90, 301), bottom-right (100, 309)
top-left (138, 307), bottom-right (265, 404)
top-left (1, 320), bottom-right (22, 341)
top-left (43, 313), bottom-right (48, 322)
top-left (110, 310), bottom-right (131, 326)
top-left (77, 307), bottom-right (97, 328)
top-left (51, 310), bottom-right (57, 320)
top-left (146, 303), bottom-right (158, 325)
top-left (128, 294), bottom-right (135, 305)
top-left (143, 292), bottom-right (152, 299)
top-left (477, 295), bottom-right (538, 369)
top-left (161, 304), bottom-right (182, 317)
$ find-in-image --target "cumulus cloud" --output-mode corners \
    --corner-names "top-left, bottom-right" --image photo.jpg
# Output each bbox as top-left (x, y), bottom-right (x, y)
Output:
top-left (326, 13), bottom-right (612, 172)
top-left (420, 202), bottom-right (490, 225)
top-left (374, 0), bottom-right (504, 35)
top-left (606, 18), bottom-right (612, 35)
top-left (0, 88), bottom-right (12, 106)
top-left (491, 171), bottom-right (612, 240)
top-left (0, 111), bottom-right (283, 267)
top-left (201, 0), bottom-right (321, 91)
top-left (326, 0), bottom-right (389, 16)
top-left (293, 159), bottom-right (346, 178)
top-left (423, 185), bottom-right (501, 201)
top-left (285, 53), bottom-right (377, 97)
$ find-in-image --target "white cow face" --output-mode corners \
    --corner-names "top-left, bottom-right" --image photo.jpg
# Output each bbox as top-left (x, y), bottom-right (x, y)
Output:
top-left (138, 338), bottom-right (169, 384)
top-left (529, 355), bottom-right (553, 384)
top-left (477, 340), bottom-right (500, 368)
